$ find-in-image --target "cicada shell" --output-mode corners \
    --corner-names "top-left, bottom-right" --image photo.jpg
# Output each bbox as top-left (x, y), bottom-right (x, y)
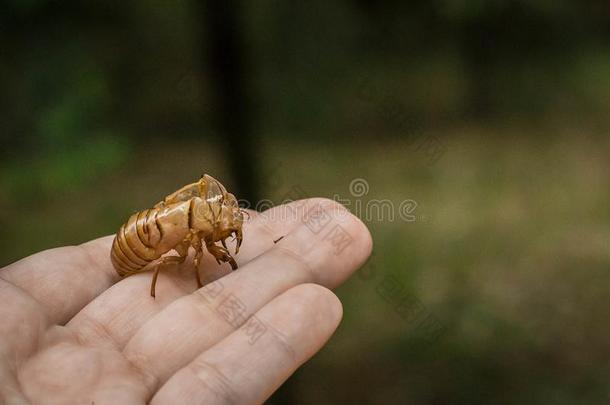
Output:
top-left (110, 174), bottom-right (244, 297)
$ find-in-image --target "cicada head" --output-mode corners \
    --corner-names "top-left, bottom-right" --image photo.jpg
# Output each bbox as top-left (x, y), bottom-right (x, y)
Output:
top-left (203, 175), bottom-right (244, 254)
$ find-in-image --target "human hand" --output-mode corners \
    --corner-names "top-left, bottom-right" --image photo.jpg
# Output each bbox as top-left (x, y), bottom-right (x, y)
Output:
top-left (0, 199), bottom-right (372, 404)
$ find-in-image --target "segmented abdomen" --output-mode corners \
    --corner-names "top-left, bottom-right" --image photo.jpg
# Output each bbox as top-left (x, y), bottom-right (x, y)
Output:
top-left (110, 208), bottom-right (162, 277)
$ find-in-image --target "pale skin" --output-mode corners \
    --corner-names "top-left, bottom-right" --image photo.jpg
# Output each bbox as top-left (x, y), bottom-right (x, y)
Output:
top-left (0, 198), bottom-right (372, 405)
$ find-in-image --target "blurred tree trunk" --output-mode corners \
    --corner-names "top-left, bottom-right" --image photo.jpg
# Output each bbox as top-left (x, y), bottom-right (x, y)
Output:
top-left (459, 20), bottom-right (496, 120)
top-left (201, 0), bottom-right (260, 205)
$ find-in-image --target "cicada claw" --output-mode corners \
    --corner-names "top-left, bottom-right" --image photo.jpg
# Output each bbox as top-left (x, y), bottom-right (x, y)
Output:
top-left (235, 230), bottom-right (242, 254)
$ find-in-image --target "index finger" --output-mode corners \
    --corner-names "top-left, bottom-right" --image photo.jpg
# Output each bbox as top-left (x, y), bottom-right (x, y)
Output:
top-left (0, 202), bottom-right (276, 327)
top-left (0, 236), bottom-right (119, 324)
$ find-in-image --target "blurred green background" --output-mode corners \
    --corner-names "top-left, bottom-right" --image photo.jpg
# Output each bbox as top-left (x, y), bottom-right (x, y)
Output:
top-left (1, 1), bottom-right (609, 404)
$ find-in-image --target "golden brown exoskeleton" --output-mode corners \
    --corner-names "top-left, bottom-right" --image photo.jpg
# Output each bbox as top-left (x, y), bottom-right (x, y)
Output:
top-left (110, 174), bottom-right (244, 297)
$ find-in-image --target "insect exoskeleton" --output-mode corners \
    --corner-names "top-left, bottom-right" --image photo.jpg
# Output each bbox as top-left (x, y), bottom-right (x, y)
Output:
top-left (110, 174), bottom-right (245, 297)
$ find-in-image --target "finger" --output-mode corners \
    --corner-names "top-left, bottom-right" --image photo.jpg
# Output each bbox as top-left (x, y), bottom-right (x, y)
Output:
top-left (68, 198), bottom-right (347, 348)
top-left (151, 284), bottom-right (342, 405)
top-left (0, 276), bottom-right (49, 364)
top-left (0, 236), bottom-right (119, 324)
top-left (122, 199), bottom-right (371, 392)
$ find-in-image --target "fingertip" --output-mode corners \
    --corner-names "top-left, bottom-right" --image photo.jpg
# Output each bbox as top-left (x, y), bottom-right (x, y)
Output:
top-left (285, 283), bottom-right (344, 338)
top-left (349, 211), bottom-right (374, 263)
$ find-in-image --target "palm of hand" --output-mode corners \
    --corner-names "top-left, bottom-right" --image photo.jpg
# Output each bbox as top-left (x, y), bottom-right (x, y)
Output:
top-left (0, 199), bottom-right (371, 404)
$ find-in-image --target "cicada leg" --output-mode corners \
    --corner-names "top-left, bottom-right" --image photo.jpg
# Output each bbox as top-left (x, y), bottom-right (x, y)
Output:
top-left (205, 240), bottom-right (238, 270)
top-left (191, 235), bottom-right (204, 288)
top-left (149, 240), bottom-right (190, 298)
